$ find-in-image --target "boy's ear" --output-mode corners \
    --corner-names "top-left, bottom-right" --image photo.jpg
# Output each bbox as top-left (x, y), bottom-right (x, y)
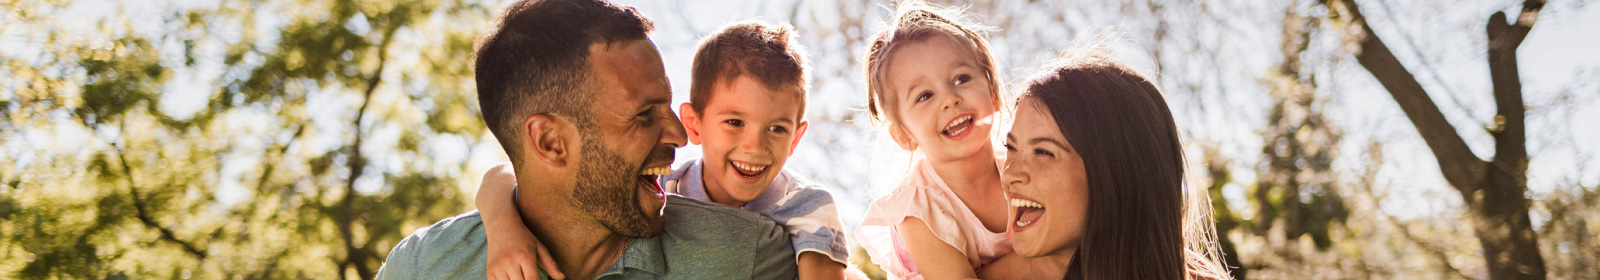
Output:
top-left (787, 120), bottom-right (809, 155)
top-left (522, 113), bottom-right (578, 168)
top-left (678, 103), bottom-right (704, 145)
top-left (888, 123), bottom-right (918, 151)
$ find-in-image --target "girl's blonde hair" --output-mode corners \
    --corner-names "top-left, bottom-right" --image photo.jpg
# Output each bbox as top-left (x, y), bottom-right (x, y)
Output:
top-left (862, 1), bottom-right (1002, 135)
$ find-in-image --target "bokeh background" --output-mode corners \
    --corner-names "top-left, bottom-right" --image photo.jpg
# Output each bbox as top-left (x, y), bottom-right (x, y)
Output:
top-left (2, 0), bottom-right (1597, 279)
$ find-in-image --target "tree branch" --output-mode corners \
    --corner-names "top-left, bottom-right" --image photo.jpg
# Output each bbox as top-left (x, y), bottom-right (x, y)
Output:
top-left (104, 120), bottom-right (209, 260)
top-left (336, 24), bottom-right (397, 280)
top-left (1321, 0), bottom-right (1487, 195)
top-left (1484, 0), bottom-right (1543, 201)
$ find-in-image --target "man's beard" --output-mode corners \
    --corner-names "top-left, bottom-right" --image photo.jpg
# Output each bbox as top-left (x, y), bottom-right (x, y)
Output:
top-left (571, 132), bottom-right (669, 238)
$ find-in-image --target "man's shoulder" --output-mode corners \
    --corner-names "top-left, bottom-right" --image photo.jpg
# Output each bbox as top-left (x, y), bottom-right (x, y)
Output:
top-left (663, 195), bottom-right (772, 226)
top-left (377, 211), bottom-right (488, 279)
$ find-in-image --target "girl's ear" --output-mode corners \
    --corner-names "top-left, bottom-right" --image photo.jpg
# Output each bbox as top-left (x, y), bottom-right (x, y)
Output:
top-left (888, 123), bottom-right (918, 151)
top-left (678, 103), bottom-right (704, 145)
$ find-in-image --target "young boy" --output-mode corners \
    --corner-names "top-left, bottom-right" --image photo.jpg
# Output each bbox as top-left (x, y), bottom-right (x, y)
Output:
top-left (475, 21), bottom-right (850, 280)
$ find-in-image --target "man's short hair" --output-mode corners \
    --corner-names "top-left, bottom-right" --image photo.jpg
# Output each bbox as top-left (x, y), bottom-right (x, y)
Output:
top-left (475, 0), bottom-right (655, 162)
top-left (687, 21), bottom-right (810, 120)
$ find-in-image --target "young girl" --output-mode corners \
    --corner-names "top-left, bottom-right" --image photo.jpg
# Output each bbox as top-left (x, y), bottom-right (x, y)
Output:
top-left (853, 2), bottom-right (1015, 279)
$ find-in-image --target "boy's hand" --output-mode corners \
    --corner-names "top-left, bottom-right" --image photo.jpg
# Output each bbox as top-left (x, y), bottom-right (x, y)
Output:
top-left (478, 163), bottom-right (564, 280)
top-left (486, 226), bottom-right (563, 280)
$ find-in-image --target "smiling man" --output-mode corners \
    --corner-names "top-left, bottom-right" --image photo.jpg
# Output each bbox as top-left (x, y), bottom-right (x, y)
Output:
top-left (374, 0), bottom-right (797, 279)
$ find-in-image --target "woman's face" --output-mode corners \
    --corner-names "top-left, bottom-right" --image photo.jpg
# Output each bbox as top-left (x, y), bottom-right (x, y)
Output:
top-left (1002, 97), bottom-right (1089, 257)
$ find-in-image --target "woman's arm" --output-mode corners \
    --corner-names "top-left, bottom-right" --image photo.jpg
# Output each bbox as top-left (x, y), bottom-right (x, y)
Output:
top-left (475, 163), bottom-right (564, 280)
top-left (898, 217), bottom-right (979, 280)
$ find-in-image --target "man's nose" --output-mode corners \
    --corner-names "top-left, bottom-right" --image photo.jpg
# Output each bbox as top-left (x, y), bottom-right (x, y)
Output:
top-left (661, 111), bottom-right (687, 148)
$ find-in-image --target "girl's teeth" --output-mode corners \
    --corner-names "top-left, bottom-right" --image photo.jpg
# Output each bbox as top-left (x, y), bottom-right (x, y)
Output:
top-left (1009, 198), bottom-right (1044, 209)
top-left (1016, 219), bottom-right (1033, 227)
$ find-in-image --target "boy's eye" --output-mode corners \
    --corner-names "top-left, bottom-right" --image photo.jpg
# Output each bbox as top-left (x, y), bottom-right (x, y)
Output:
top-left (725, 119), bottom-right (744, 127)
top-left (1034, 148), bottom-right (1056, 157)
top-left (768, 126), bottom-right (788, 134)
top-left (914, 91), bottom-right (933, 103)
top-left (954, 74), bottom-right (972, 86)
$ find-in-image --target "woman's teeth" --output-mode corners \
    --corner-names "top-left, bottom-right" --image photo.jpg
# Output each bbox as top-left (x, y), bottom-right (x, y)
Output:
top-left (641, 167), bottom-right (671, 176)
top-left (1010, 198), bottom-right (1044, 209)
top-left (1010, 198), bottom-right (1044, 227)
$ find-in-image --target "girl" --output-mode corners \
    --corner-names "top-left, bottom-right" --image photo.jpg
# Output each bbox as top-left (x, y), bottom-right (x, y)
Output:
top-left (853, 2), bottom-right (1014, 279)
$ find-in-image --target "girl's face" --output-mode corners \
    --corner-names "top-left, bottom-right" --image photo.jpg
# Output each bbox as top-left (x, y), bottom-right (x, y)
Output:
top-left (1002, 97), bottom-right (1089, 257)
top-left (883, 33), bottom-right (997, 160)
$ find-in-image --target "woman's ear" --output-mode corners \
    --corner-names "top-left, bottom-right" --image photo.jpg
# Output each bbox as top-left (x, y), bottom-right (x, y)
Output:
top-left (523, 113), bottom-right (577, 167)
top-left (678, 103), bottom-right (704, 145)
top-left (888, 123), bottom-right (918, 151)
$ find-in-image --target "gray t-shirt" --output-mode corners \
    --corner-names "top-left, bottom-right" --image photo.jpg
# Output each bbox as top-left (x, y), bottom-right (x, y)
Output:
top-left (375, 196), bottom-right (798, 280)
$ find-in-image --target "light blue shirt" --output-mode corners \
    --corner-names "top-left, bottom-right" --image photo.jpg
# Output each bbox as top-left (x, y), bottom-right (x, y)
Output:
top-left (375, 196), bottom-right (798, 279)
top-left (663, 158), bottom-right (850, 265)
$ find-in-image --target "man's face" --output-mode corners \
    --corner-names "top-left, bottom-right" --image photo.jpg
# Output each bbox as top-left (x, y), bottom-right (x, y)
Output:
top-left (680, 76), bottom-right (807, 206)
top-left (569, 38), bottom-right (685, 238)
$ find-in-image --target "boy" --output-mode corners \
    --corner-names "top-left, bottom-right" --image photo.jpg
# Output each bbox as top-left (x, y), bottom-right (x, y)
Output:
top-left (475, 20), bottom-right (850, 280)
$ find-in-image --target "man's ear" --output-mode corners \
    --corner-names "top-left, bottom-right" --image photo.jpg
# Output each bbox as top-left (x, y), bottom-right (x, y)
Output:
top-left (678, 103), bottom-right (704, 145)
top-left (888, 123), bottom-right (918, 151)
top-left (787, 120), bottom-right (809, 155)
top-left (523, 113), bottom-right (578, 167)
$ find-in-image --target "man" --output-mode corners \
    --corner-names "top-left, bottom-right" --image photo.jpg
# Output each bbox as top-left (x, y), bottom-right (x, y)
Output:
top-left (374, 0), bottom-right (798, 279)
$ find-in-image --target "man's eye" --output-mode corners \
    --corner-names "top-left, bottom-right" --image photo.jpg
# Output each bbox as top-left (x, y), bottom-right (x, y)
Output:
top-left (725, 119), bottom-right (744, 127)
top-left (915, 91), bottom-right (932, 103)
top-left (954, 74), bottom-right (972, 86)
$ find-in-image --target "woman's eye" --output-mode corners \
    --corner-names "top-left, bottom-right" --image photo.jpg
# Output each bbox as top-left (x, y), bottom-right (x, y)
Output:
top-left (725, 119), bottom-right (744, 127)
top-left (1034, 148), bottom-right (1056, 157)
top-left (954, 74), bottom-right (972, 86)
top-left (915, 91), bottom-right (932, 103)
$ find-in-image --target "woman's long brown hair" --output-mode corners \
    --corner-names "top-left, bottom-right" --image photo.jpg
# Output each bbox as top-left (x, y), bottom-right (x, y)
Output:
top-left (1021, 50), bottom-right (1230, 280)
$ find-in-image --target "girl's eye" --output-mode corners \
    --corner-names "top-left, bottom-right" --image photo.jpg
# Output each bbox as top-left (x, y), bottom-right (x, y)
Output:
top-left (1003, 143), bottom-right (1017, 151)
top-left (1034, 148), bottom-right (1056, 157)
top-left (725, 119), bottom-right (744, 127)
top-left (915, 91), bottom-right (933, 103)
top-left (954, 74), bottom-right (972, 86)
top-left (768, 126), bottom-right (788, 134)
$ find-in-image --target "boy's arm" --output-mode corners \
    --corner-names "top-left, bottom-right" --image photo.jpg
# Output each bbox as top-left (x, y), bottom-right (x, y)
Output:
top-left (475, 163), bottom-right (564, 280)
top-left (797, 252), bottom-right (846, 280)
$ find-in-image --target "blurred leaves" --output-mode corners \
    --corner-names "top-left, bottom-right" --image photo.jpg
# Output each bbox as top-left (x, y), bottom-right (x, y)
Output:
top-left (1, 0), bottom-right (489, 278)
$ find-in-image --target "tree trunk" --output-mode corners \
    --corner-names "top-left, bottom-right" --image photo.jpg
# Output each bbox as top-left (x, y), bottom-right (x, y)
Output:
top-left (1319, 0), bottom-right (1548, 279)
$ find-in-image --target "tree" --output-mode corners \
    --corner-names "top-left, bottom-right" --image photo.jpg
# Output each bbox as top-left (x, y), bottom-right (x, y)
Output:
top-left (1317, 0), bottom-right (1548, 278)
top-left (1, 0), bottom-right (492, 278)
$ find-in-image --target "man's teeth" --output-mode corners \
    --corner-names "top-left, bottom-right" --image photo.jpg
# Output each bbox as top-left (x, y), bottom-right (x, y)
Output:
top-left (640, 167), bottom-right (671, 176)
top-left (1009, 198), bottom-right (1044, 209)
top-left (732, 161), bottom-right (766, 172)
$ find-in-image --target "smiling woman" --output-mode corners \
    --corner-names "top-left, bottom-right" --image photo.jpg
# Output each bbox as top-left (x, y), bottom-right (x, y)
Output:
top-left (1001, 49), bottom-right (1230, 280)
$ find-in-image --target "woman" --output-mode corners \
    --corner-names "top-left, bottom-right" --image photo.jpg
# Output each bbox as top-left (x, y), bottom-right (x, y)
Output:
top-left (995, 50), bottom-right (1230, 279)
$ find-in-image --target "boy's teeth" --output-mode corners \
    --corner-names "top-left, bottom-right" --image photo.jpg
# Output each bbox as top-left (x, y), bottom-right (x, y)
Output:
top-left (732, 161), bottom-right (766, 172)
top-left (640, 167), bottom-right (670, 176)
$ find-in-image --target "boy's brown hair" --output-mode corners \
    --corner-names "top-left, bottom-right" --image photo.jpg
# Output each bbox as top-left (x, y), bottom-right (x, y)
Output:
top-left (862, 1), bottom-right (1001, 128)
top-left (688, 21), bottom-right (810, 119)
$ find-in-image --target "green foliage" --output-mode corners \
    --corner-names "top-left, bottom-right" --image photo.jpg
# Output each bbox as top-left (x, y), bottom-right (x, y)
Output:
top-left (0, 0), bottom-right (493, 278)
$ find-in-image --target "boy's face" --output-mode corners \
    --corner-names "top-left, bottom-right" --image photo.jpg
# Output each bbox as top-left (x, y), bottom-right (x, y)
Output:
top-left (679, 75), bottom-right (808, 206)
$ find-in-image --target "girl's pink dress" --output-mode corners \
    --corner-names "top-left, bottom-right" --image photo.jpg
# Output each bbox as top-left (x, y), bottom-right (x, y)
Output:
top-left (855, 154), bottom-right (1012, 280)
